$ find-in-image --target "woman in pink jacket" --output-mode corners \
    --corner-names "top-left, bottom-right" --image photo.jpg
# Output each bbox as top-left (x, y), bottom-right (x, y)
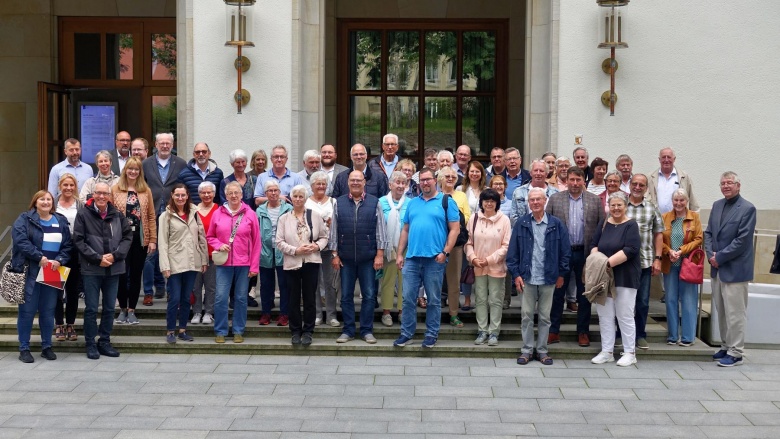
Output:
top-left (464, 189), bottom-right (511, 346)
top-left (207, 181), bottom-right (261, 344)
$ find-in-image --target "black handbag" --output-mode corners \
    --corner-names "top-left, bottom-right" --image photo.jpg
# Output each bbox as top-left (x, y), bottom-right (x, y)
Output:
top-left (460, 212), bottom-right (478, 285)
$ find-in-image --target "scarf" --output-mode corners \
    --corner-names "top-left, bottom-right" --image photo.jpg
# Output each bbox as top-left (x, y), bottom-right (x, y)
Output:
top-left (384, 192), bottom-right (406, 261)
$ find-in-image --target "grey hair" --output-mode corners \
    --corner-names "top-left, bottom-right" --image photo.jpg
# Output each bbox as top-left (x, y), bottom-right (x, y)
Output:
top-left (302, 149), bottom-right (321, 162)
top-left (229, 149), bottom-right (248, 165)
top-left (556, 156), bottom-right (570, 165)
top-left (309, 170), bottom-right (328, 185)
top-left (290, 184), bottom-right (308, 198)
top-left (389, 170), bottom-right (408, 185)
top-left (529, 159), bottom-right (548, 174)
top-left (573, 146), bottom-right (588, 157)
top-left (527, 186), bottom-right (548, 199)
top-left (383, 133), bottom-right (398, 144)
top-left (155, 133), bottom-right (174, 143)
top-left (198, 181), bottom-right (216, 193)
top-left (616, 154), bottom-right (633, 165)
top-left (271, 145), bottom-right (288, 156)
top-left (264, 179), bottom-right (280, 191)
top-left (95, 150), bottom-right (112, 163)
top-left (672, 188), bottom-right (689, 202)
top-left (350, 143), bottom-right (366, 155)
top-left (605, 170), bottom-right (622, 181)
top-left (607, 191), bottom-right (628, 205)
top-left (224, 181), bottom-right (242, 195)
top-left (505, 147), bottom-right (520, 156)
top-left (721, 171), bottom-right (740, 184)
top-left (437, 150), bottom-right (454, 162)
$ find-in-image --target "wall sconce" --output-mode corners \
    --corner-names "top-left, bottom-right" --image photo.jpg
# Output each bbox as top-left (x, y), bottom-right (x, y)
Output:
top-left (225, 0), bottom-right (256, 114)
top-left (597, 0), bottom-right (628, 116)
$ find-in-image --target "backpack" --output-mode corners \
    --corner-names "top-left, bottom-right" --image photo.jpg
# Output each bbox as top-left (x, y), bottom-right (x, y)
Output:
top-left (442, 194), bottom-right (469, 247)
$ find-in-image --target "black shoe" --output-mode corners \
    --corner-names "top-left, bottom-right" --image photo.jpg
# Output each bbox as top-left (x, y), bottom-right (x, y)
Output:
top-left (86, 345), bottom-right (100, 360)
top-left (154, 290), bottom-right (166, 299)
top-left (40, 347), bottom-right (57, 361)
top-left (247, 296), bottom-right (259, 307)
top-left (301, 333), bottom-right (313, 346)
top-left (19, 350), bottom-right (34, 363)
top-left (97, 342), bottom-right (120, 357)
top-left (291, 334), bottom-right (302, 345)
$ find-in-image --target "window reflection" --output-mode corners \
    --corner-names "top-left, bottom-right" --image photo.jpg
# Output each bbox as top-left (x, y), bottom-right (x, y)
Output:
top-left (424, 31), bottom-right (457, 91)
top-left (462, 32), bottom-right (496, 92)
top-left (152, 34), bottom-right (176, 80)
top-left (349, 31), bottom-right (381, 90)
top-left (350, 96), bottom-right (382, 154)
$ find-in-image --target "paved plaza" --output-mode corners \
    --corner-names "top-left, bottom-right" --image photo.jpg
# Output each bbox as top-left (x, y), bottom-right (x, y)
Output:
top-left (0, 349), bottom-right (779, 438)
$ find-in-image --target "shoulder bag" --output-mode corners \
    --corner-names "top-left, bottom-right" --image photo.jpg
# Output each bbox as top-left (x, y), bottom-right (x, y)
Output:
top-left (679, 248), bottom-right (705, 285)
top-left (212, 212), bottom-right (244, 266)
top-left (460, 212), bottom-right (478, 285)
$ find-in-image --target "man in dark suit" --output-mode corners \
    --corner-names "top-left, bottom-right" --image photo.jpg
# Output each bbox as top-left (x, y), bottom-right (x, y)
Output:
top-left (109, 131), bottom-right (132, 176)
top-left (704, 171), bottom-right (756, 367)
top-left (320, 143), bottom-right (349, 196)
top-left (545, 166), bottom-right (606, 347)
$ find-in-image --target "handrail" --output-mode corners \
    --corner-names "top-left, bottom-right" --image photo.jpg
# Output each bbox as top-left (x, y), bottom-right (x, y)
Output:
top-left (0, 226), bottom-right (10, 265)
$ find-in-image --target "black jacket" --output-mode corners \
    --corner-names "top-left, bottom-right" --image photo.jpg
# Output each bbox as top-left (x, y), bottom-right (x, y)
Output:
top-left (73, 199), bottom-right (133, 276)
top-left (331, 165), bottom-right (389, 199)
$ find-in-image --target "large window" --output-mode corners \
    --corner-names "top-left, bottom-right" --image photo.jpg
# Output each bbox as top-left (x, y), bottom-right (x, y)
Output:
top-left (338, 20), bottom-right (507, 164)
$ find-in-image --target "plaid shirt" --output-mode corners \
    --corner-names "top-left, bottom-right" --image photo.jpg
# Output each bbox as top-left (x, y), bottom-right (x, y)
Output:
top-left (627, 197), bottom-right (665, 269)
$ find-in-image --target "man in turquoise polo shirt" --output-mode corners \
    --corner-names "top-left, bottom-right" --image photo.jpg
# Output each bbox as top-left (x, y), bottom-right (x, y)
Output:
top-left (393, 167), bottom-right (460, 349)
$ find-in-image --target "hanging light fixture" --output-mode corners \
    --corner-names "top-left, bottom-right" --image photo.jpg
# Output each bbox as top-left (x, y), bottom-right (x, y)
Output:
top-left (597, 0), bottom-right (628, 116)
top-left (225, 0), bottom-right (256, 114)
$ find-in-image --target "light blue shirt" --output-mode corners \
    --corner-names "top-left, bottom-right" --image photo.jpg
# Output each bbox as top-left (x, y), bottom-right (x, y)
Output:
top-left (568, 193), bottom-right (584, 246)
top-left (47, 160), bottom-right (94, 198)
top-left (530, 213), bottom-right (549, 285)
top-left (380, 155), bottom-right (399, 178)
top-left (253, 168), bottom-right (307, 198)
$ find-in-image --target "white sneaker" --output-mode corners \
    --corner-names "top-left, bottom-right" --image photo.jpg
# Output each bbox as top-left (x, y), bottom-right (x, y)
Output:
top-left (616, 352), bottom-right (637, 367)
top-left (329, 319), bottom-right (340, 327)
top-left (191, 313), bottom-right (201, 324)
top-left (315, 317), bottom-right (322, 326)
top-left (591, 351), bottom-right (615, 364)
top-left (381, 314), bottom-right (393, 327)
top-left (202, 313), bottom-right (213, 324)
top-left (249, 287), bottom-right (257, 298)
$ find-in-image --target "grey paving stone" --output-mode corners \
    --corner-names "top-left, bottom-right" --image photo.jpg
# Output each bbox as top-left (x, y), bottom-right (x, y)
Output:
top-left (518, 377), bottom-right (587, 388)
top-left (366, 356), bottom-right (431, 366)
top-left (605, 368), bottom-right (685, 379)
top-left (422, 409), bottom-right (501, 423)
top-left (120, 371), bottom-right (182, 382)
top-left (734, 380), bottom-right (780, 390)
top-left (716, 389), bottom-right (780, 401)
top-left (677, 369), bottom-right (749, 380)
top-left (3, 414), bottom-right (96, 429)
top-left (72, 380), bottom-right (144, 393)
top-left (350, 434), bottom-right (424, 439)
top-left (633, 388), bottom-right (723, 401)
top-left (456, 397), bottom-right (540, 411)
top-left (307, 356), bottom-right (367, 365)
top-left (117, 404), bottom-right (193, 417)
top-left (344, 385), bottom-right (414, 397)
top-left (662, 379), bottom-right (740, 390)
top-left (303, 395), bottom-right (383, 408)
top-left (535, 423), bottom-right (612, 437)
top-left (668, 412), bottom-right (751, 426)
top-left (635, 360), bottom-right (706, 370)
top-left (466, 422), bottom-right (536, 435)
top-left (563, 359), bottom-right (618, 369)
top-left (374, 376), bottom-right (442, 386)
top-left (9, 380), bottom-right (78, 392)
top-left (274, 365), bottom-right (337, 375)
top-left (469, 366), bottom-right (545, 377)
top-left (21, 429), bottom-right (118, 439)
top-left (744, 413), bottom-right (780, 426)
top-left (336, 408), bottom-right (420, 421)
top-left (561, 388), bottom-right (638, 400)
top-left (93, 362), bottom-right (157, 372)
top-left (0, 428), bottom-right (29, 438)
top-left (88, 392), bottom-right (161, 406)
top-left (300, 420), bottom-right (387, 433)
top-left (274, 384), bottom-right (344, 395)
top-left (495, 358), bottom-right (566, 368)
top-left (156, 394), bottom-right (231, 407)
top-left (582, 411), bottom-right (672, 425)
top-left (491, 387), bottom-right (563, 399)
top-left (542, 368), bottom-right (610, 378)
top-left (186, 354), bottom-right (251, 364)
top-left (159, 417), bottom-right (234, 431)
top-left (622, 400), bottom-right (707, 413)
top-left (19, 391), bottom-right (94, 404)
top-left (0, 381), bottom-right (17, 391)
top-left (403, 366), bottom-right (470, 376)
top-left (701, 400), bottom-right (780, 413)
top-left (538, 399), bottom-right (625, 412)
top-left (0, 417), bottom-right (8, 425)
top-left (228, 394), bottom-right (303, 407)
top-left (205, 432), bottom-right (280, 439)
top-left (382, 396), bottom-right (456, 410)
top-left (206, 383), bottom-right (275, 395)
top-left (35, 403), bottom-right (123, 416)
top-left (90, 415), bottom-right (165, 430)
top-left (305, 374), bottom-right (374, 385)
top-left (414, 385), bottom-right (492, 397)
top-left (388, 421), bottom-right (465, 434)
top-left (244, 373), bottom-right (307, 384)
top-left (155, 362), bottom-right (217, 373)
top-left (184, 372), bottom-right (249, 383)
top-left (700, 426), bottom-right (780, 438)
top-left (52, 371), bottom-right (125, 382)
top-left (741, 371), bottom-right (780, 381)
top-left (584, 377), bottom-right (666, 389)
top-left (254, 407), bottom-right (335, 420)
top-left (607, 424), bottom-right (706, 437)
top-left (443, 376), bottom-right (519, 387)
top-left (336, 365), bottom-right (404, 375)
top-left (139, 382), bottom-right (211, 394)
top-left (431, 358), bottom-right (495, 366)
top-left (0, 370), bottom-right (60, 381)
top-left (499, 410), bottom-right (588, 424)
top-left (278, 434), bottom-right (349, 439)
top-left (115, 430), bottom-right (208, 439)
top-left (246, 355), bottom-right (309, 365)
top-left (213, 364), bottom-right (277, 374)
top-left (229, 417), bottom-right (302, 431)
top-left (33, 361), bottom-right (98, 371)
top-left (125, 353), bottom-right (192, 363)
top-left (187, 406), bottom-right (257, 419)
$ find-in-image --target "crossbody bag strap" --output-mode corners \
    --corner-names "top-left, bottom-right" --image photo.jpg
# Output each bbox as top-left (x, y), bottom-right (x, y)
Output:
top-left (228, 213), bottom-right (245, 244)
top-left (306, 209), bottom-right (314, 243)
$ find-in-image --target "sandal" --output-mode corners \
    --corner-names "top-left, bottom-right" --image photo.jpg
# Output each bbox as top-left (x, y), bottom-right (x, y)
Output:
top-left (516, 353), bottom-right (532, 365)
top-left (66, 325), bottom-right (77, 341)
top-left (537, 354), bottom-right (554, 365)
top-left (450, 315), bottom-right (464, 328)
top-left (54, 325), bottom-right (65, 342)
top-left (417, 297), bottom-right (427, 308)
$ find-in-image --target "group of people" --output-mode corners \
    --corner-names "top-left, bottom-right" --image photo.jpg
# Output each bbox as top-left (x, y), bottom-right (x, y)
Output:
top-left (11, 133), bottom-right (755, 369)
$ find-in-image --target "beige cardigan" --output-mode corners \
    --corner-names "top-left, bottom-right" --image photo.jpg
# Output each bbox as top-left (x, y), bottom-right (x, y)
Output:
top-left (275, 209), bottom-right (329, 270)
top-left (111, 187), bottom-right (157, 246)
top-left (158, 205), bottom-right (208, 275)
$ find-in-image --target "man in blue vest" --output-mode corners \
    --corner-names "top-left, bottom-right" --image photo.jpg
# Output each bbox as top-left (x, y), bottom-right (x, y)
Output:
top-left (330, 171), bottom-right (388, 344)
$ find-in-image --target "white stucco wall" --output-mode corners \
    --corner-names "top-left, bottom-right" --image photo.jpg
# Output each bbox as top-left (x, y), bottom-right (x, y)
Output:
top-left (192, 0), bottom-right (293, 171)
top-left (556, 1), bottom-right (780, 210)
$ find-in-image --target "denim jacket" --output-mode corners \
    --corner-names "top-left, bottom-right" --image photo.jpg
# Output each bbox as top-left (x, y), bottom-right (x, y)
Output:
top-left (506, 213), bottom-right (571, 285)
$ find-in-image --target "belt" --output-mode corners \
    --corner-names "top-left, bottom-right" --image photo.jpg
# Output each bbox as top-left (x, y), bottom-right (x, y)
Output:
top-left (571, 245), bottom-right (584, 251)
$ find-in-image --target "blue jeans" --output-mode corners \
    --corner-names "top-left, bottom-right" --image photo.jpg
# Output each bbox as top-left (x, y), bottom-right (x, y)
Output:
top-left (18, 281), bottom-right (58, 351)
top-left (166, 271), bottom-right (197, 331)
top-left (550, 248), bottom-right (588, 334)
top-left (340, 260), bottom-right (377, 338)
top-left (260, 264), bottom-right (289, 314)
top-left (664, 265), bottom-right (698, 343)
top-left (634, 267), bottom-right (652, 339)
top-left (400, 257), bottom-right (446, 339)
top-left (143, 250), bottom-right (166, 296)
top-left (215, 266), bottom-right (249, 336)
top-left (83, 274), bottom-right (120, 346)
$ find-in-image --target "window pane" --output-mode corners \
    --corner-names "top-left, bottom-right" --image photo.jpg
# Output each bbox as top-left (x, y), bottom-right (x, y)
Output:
top-left (152, 96), bottom-right (177, 149)
top-left (349, 31), bottom-right (381, 91)
top-left (462, 31), bottom-right (496, 91)
top-left (105, 33), bottom-right (133, 80)
top-left (424, 97), bottom-right (456, 150)
top-left (152, 33), bottom-right (177, 80)
top-left (424, 31), bottom-right (456, 91)
top-left (74, 33), bottom-right (101, 80)
top-left (462, 96), bottom-right (495, 156)
top-left (386, 96), bottom-right (419, 157)
top-left (387, 31), bottom-right (419, 91)
top-left (350, 96), bottom-right (382, 153)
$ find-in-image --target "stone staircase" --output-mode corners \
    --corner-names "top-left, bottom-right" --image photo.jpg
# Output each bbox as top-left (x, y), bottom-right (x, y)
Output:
top-left (0, 295), bottom-right (714, 361)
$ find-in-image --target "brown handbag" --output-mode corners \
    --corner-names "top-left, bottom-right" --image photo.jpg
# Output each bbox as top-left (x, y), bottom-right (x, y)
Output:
top-left (460, 212), bottom-right (478, 285)
top-left (679, 248), bottom-right (705, 285)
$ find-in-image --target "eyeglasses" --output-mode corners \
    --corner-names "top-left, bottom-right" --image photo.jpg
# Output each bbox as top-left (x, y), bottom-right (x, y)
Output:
top-left (348, 179), bottom-right (365, 183)
top-left (444, 175), bottom-right (457, 179)
top-left (226, 191), bottom-right (242, 196)
top-left (117, 139), bottom-right (131, 143)
top-left (93, 191), bottom-right (110, 197)
top-left (420, 178), bottom-right (435, 183)
top-left (506, 157), bottom-right (520, 161)
top-left (383, 143), bottom-right (398, 146)
top-left (271, 155), bottom-right (287, 160)
top-left (194, 150), bottom-right (209, 155)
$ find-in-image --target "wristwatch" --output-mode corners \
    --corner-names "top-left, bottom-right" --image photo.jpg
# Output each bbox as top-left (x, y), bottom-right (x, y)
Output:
top-left (442, 251), bottom-right (450, 257)
top-left (654, 256), bottom-right (662, 261)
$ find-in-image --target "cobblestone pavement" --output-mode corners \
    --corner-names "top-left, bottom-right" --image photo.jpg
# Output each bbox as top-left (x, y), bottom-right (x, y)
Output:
top-left (0, 349), bottom-right (779, 438)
